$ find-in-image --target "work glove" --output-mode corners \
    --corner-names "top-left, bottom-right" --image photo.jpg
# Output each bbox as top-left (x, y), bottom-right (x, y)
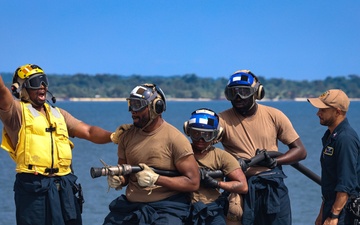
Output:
top-left (255, 149), bottom-right (277, 169)
top-left (199, 167), bottom-right (219, 189)
top-left (227, 193), bottom-right (243, 222)
top-left (110, 124), bottom-right (133, 144)
top-left (237, 157), bottom-right (250, 172)
top-left (136, 163), bottom-right (160, 187)
top-left (107, 175), bottom-right (125, 191)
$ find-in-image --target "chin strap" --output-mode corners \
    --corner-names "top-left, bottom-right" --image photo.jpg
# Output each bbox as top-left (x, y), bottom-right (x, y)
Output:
top-left (234, 97), bottom-right (257, 116)
top-left (200, 145), bottom-right (214, 154)
top-left (141, 104), bottom-right (160, 131)
top-left (20, 89), bottom-right (38, 107)
top-left (192, 144), bottom-right (214, 154)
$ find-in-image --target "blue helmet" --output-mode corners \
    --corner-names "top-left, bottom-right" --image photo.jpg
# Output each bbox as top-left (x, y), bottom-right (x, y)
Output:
top-left (224, 70), bottom-right (264, 100)
top-left (187, 109), bottom-right (219, 130)
top-left (184, 108), bottom-right (221, 142)
top-left (226, 72), bottom-right (255, 87)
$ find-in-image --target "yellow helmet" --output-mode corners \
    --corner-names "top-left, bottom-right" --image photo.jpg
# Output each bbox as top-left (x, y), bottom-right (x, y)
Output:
top-left (11, 64), bottom-right (47, 99)
top-left (14, 64), bottom-right (44, 80)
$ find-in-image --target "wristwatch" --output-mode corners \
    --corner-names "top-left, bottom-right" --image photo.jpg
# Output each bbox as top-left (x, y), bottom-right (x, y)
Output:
top-left (329, 212), bottom-right (339, 219)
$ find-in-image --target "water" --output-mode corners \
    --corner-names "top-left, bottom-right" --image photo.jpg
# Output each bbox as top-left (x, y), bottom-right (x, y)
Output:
top-left (0, 100), bottom-right (359, 225)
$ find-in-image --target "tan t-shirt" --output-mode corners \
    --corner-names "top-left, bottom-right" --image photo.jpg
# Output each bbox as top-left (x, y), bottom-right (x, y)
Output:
top-left (118, 120), bottom-right (194, 202)
top-left (219, 104), bottom-right (299, 174)
top-left (192, 146), bottom-right (240, 204)
top-left (0, 100), bottom-right (82, 150)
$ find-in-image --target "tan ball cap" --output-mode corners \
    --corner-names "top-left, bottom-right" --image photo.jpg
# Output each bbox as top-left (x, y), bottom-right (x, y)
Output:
top-left (307, 89), bottom-right (349, 112)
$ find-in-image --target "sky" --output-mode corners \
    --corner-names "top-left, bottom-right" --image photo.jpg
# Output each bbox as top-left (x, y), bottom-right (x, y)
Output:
top-left (1, 0), bottom-right (359, 81)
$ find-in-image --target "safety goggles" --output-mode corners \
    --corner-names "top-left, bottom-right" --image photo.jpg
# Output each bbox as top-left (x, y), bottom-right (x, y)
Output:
top-left (225, 86), bottom-right (256, 100)
top-left (189, 128), bottom-right (217, 142)
top-left (23, 74), bottom-right (49, 89)
top-left (127, 98), bottom-right (149, 112)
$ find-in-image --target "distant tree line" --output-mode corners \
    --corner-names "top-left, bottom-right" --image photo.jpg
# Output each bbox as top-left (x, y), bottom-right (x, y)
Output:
top-left (2, 72), bottom-right (360, 100)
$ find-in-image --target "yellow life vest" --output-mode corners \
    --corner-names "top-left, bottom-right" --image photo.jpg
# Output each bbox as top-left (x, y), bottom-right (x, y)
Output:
top-left (1, 102), bottom-right (74, 176)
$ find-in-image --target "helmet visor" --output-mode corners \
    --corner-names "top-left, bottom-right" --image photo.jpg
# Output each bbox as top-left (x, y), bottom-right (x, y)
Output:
top-left (226, 86), bottom-right (256, 100)
top-left (23, 74), bottom-right (49, 89)
top-left (189, 128), bottom-right (217, 142)
top-left (127, 98), bottom-right (149, 112)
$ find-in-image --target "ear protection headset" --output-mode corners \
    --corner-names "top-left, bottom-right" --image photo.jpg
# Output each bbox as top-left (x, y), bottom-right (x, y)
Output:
top-left (225, 70), bottom-right (265, 100)
top-left (143, 83), bottom-right (167, 115)
top-left (11, 64), bottom-right (44, 99)
top-left (247, 71), bottom-right (265, 100)
top-left (11, 81), bottom-right (21, 99)
top-left (183, 108), bottom-right (223, 142)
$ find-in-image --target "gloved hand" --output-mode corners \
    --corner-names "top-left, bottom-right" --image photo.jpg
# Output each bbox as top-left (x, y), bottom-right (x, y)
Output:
top-left (237, 158), bottom-right (249, 172)
top-left (199, 168), bottom-right (219, 189)
top-left (255, 149), bottom-right (277, 169)
top-left (136, 163), bottom-right (159, 187)
top-left (110, 124), bottom-right (133, 144)
top-left (107, 175), bottom-right (125, 191)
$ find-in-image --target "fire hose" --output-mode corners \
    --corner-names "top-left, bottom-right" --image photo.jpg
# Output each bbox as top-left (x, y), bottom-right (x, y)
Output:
top-left (90, 151), bottom-right (321, 185)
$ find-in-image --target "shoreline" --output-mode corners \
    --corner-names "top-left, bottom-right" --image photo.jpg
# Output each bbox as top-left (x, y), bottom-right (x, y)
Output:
top-left (56, 97), bottom-right (360, 102)
top-left (64, 97), bottom-right (213, 102)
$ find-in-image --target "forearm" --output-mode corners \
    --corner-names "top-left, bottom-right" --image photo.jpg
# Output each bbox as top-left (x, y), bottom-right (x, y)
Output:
top-left (320, 193), bottom-right (347, 224)
top-left (74, 123), bottom-right (112, 144)
top-left (89, 126), bottom-right (112, 144)
top-left (331, 192), bottom-right (348, 214)
top-left (219, 180), bottom-right (248, 194)
top-left (0, 75), bottom-right (14, 111)
top-left (223, 169), bottom-right (248, 194)
top-left (156, 155), bottom-right (200, 192)
top-left (276, 138), bottom-right (307, 165)
top-left (156, 175), bottom-right (199, 192)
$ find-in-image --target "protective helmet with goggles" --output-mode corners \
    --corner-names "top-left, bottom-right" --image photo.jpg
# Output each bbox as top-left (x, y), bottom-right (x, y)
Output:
top-left (186, 108), bottom-right (220, 142)
top-left (224, 72), bottom-right (258, 100)
top-left (14, 64), bottom-right (49, 89)
top-left (126, 85), bottom-right (158, 112)
top-left (23, 74), bottom-right (49, 89)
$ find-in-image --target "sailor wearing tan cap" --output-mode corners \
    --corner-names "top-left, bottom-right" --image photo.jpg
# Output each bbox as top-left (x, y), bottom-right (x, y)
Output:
top-left (308, 89), bottom-right (360, 225)
top-left (308, 89), bottom-right (350, 112)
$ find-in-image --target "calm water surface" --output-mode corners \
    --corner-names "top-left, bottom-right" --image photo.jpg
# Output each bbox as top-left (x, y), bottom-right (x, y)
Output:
top-left (0, 100), bottom-right (359, 225)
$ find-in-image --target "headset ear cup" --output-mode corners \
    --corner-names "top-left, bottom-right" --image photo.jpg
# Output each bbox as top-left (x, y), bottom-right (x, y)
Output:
top-left (183, 121), bottom-right (190, 136)
top-left (153, 98), bottom-right (165, 115)
top-left (11, 83), bottom-right (20, 99)
top-left (12, 70), bottom-right (21, 99)
top-left (144, 83), bottom-right (167, 113)
top-left (248, 72), bottom-right (264, 100)
top-left (216, 127), bottom-right (224, 141)
top-left (224, 87), bottom-right (230, 100)
top-left (257, 84), bottom-right (265, 100)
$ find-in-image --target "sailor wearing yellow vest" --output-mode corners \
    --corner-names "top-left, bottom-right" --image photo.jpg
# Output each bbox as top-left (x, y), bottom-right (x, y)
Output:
top-left (0, 64), bottom-right (112, 225)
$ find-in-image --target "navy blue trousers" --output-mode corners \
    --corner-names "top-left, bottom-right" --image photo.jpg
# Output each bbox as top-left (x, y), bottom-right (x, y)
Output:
top-left (103, 193), bottom-right (191, 225)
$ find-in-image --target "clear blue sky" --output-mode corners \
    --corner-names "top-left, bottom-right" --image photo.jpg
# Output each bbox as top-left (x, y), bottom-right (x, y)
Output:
top-left (1, 0), bottom-right (359, 81)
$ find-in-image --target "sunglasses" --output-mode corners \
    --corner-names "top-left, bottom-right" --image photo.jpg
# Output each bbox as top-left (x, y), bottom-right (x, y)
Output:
top-left (23, 74), bottom-right (49, 89)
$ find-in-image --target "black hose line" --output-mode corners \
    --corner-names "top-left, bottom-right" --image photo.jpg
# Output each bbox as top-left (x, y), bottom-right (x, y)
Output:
top-left (90, 151), bottom-right (321, 185)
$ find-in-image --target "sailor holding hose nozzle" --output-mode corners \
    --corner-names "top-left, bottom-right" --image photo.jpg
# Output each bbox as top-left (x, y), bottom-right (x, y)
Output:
top-left (102, 83), bottom-right (200, 225)
top-left (94, 108), bottom-right (249, 225)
